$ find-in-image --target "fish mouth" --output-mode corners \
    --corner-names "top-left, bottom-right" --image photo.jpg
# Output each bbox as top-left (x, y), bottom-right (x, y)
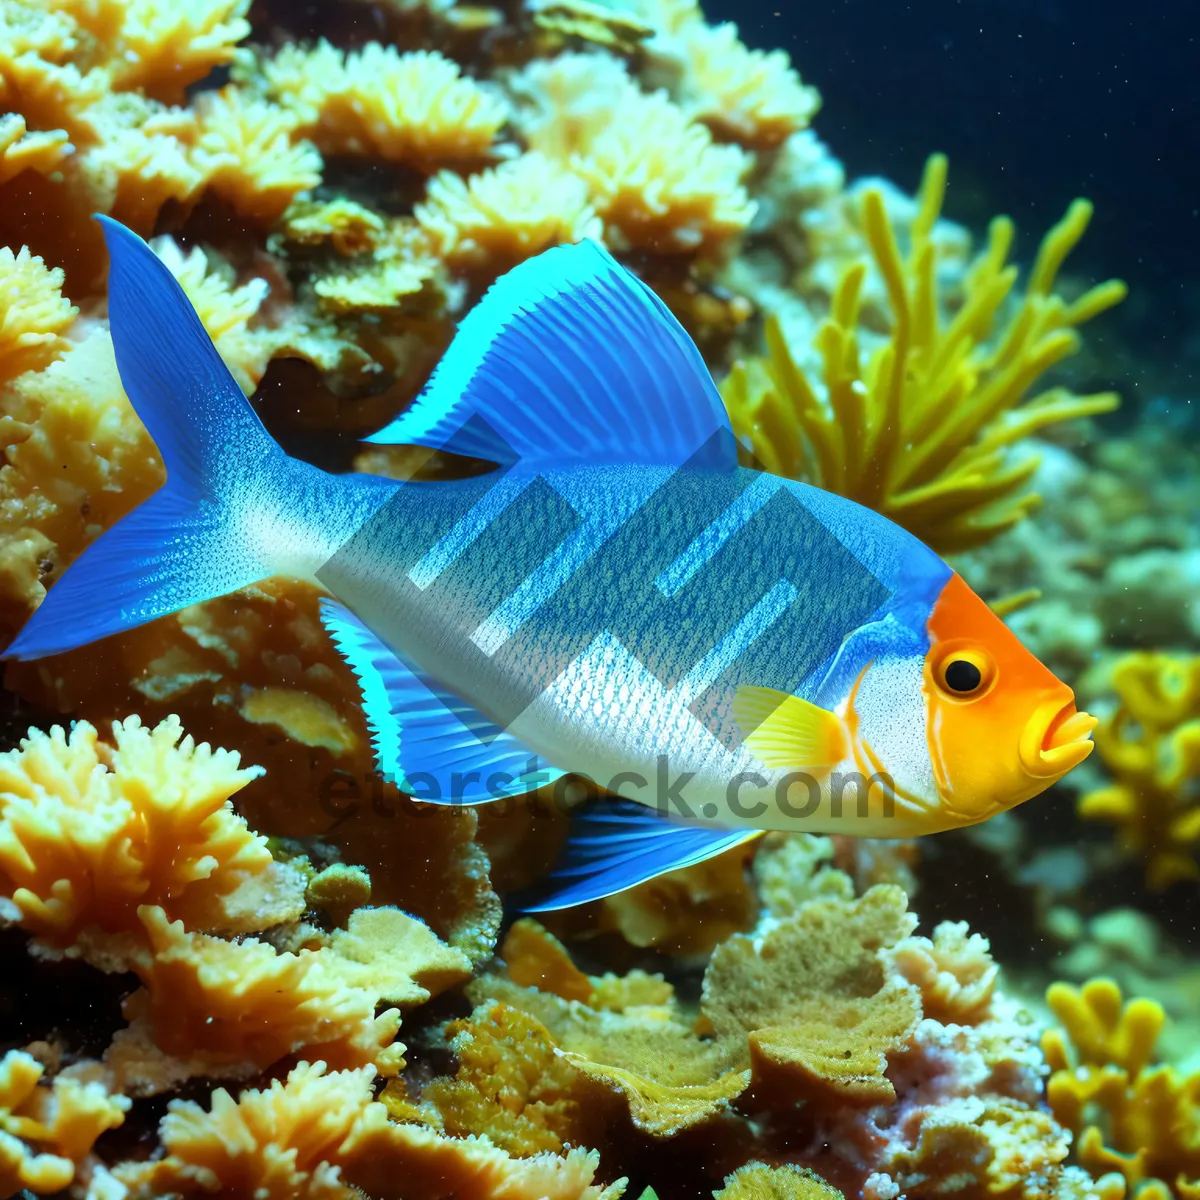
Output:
top-left (1019, 697), bottom-right (1098, 779)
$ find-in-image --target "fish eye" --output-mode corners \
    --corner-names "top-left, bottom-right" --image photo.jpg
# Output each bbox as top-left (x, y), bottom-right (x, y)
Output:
top-left (944, 660), bottom-right (982, 693)
top-left (932, 646), bottom-right (996, 700)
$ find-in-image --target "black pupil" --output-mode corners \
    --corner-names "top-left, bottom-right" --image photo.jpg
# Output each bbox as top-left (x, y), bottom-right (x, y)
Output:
top-left (944, 659), bottom-right (983, 693)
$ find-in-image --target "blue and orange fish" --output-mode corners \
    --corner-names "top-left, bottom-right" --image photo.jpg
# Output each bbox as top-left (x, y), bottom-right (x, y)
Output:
top-left (5, 219), bottom-right (1097, 907)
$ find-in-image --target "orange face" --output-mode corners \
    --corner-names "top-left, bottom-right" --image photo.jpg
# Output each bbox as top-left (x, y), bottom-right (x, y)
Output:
top-left (923, 574), bottom-right (1096, 822)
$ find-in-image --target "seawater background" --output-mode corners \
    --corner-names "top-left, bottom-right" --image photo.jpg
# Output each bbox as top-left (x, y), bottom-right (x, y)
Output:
top-left (711, 0), bottom-right (1200, 428)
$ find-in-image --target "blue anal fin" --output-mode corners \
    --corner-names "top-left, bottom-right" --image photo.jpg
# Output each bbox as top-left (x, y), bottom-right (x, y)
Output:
top-left (519, 798), bottom-right (760, 910)
top-left (319, 599), bottom-right (564, 805)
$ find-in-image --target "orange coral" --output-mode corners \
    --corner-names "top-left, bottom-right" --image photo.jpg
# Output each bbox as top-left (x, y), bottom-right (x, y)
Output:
top-left (110, 1060), bottom-right (624, 1200)
top-left (421, 1001), bottom-right (604, 1155)
top-left (0, 114), bottom-right (71, 185)
top-left (263, 42), bottom-right (508, 167)
top-left (0, 716), bottom-right (303, 950)
top-left (416, 152), bottom-right (602, 273)
top-left (677, 22), bottom-right (820, 148)
top-left (192, 86), bottom-right (323, 222)
top-left (105, 906), bottom-right (406, 1093)
top-left (0, 246), bottom-right (76, 384)
top-left (0, 1049), bottom-right (128, 1197)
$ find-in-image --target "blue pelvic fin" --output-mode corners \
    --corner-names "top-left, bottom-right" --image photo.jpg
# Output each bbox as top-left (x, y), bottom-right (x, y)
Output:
top-left (6, 217), bottom-right (292, 661)
top-left (365, 239), bottom-right (736, 472)
top-left (320, 600), bottom-right (565, 804)
top-left (519, 798), bottom-right (759, 911)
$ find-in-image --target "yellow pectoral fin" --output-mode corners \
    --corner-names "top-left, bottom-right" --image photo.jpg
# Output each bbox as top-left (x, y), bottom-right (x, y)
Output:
top-left (733, 686), bottom-right (848, 770)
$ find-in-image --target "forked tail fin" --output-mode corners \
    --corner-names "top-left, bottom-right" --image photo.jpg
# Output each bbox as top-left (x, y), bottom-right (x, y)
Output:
top-left (5, 217), bottom-right (319, 661)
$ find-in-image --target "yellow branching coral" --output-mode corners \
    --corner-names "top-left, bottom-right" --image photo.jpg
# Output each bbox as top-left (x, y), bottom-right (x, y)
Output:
top-left (1043, 979), bottom-right (1200, 1199)
top-left (0, 246), bottom-right (76, 384)
top-left (264, 42), bottom-right (508, 167)
top-left (1079, 654), bottom-right (1200, 890)
top-left (722, 155), bottom-right (1126, 551)
top-left (0, 1049), bottom-right (129, 1197)
top-left (0, 113), bottom-right (71, 184)
top-left (677, 22), bottom-right (820, 149)
top-left (111, 1060), bottom-right (622, 1200)
top-left (193, 87), bottom-right (323, 222)
top-left (416, 152), bottom-right (602, 273)
top-left (0, 716), bottom-right (304, 948)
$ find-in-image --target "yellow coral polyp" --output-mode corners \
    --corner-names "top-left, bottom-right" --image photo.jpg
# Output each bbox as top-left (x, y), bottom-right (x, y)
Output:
top-left (679, 21), bottom-right (820, 148)
top-left (265, 41), bottom-right (508, 167)
top-left (1043, 979), bottom-right (1200, 1200)
top-left (0, 1049), bottom-right (129, 1197)
top-left (722, 154), bottom-right (1126, 551)
top-left (416, 152), bottom-right (603, 272)
top-left (571, 88), bottom-right (756, 253)
top-left (193, 86), bottom-right (323, 223)
top-left (0, 246), bottom-right (77, 384)
top-left (1079, 653), bottom-right (1200, 890)
top-left (0, 113), bottom-right (71, 184)
top-left (0, 716), bottom-right (301, 948)
top-left (94, 0), bottom-right (252, 103)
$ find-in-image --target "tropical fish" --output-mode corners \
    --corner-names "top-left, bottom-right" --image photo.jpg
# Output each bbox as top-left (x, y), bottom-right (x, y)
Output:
top-left (5, 218), bottom-right (1098, 908)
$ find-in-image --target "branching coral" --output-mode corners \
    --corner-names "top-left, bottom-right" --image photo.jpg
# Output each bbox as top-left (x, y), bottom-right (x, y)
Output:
top-left (0, 1049), bottom-right (128, 1197)
top-left (722, 155), bottom-right (1126, 551)
top-left (0, 715), bottom-right (303, 949)
top-left (109, 1060), bottom-right (623, 1200)
top-left (1043, 979), bottom-right (1200, 1200)
top-left (1079, 653), bottom-right (1200, 890)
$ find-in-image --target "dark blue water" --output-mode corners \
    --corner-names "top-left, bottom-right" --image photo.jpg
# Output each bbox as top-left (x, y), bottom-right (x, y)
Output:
top-left (709, 0), bottom-right (1200, 401)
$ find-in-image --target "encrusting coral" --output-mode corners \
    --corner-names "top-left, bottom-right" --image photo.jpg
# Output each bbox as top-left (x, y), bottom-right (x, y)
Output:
top-left (1043, 979), bottom-right (1200, 1200)
top-left (722, 155), bottom-right (1126, 552)
top-left (1078, 653), bottom-right (1200, 890)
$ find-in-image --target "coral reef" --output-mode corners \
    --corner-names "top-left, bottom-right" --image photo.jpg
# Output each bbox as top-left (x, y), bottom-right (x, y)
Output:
top-left (0, 0), bottom-right (1188, 1197)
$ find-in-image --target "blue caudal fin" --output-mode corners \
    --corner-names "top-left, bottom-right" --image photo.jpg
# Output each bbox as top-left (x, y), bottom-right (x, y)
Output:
top-left (518, 798), bottom-right (759, 910)
top-left (365, 239), bottom-right (737, 472)
top-left (5, 217), bottom-right (315, 661)
top-left (320, 600), bottom-right (565, 804)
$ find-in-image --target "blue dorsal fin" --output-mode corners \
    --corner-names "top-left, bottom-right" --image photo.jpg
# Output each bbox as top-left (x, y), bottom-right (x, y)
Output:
top-left (518, 798), bottom-right (759, 910)
top-left (365, 240), bottom-right (736, 472)
top-left (320, 600), bottom-right (565, 804)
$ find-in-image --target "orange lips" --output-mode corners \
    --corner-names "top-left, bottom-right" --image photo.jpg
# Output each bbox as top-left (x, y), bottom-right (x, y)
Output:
top-left (1018, 697), bottom-right (1098, 779)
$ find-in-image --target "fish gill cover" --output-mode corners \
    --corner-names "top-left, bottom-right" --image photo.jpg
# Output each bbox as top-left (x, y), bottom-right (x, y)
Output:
top-left (0, 0), bottom-right (1197, 1199)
